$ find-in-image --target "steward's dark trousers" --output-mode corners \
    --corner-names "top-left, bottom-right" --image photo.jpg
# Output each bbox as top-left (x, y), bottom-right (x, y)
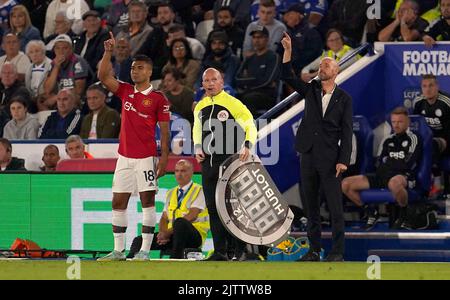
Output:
top-left (300, 151), bottom-right (345, 256)
top-left (202, 157), bottom-right (246, 256)
top-left (129, 218), bottom-right (202, 259)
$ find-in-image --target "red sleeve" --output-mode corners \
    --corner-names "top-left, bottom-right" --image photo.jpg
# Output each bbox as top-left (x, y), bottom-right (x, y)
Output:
top-left (114, 82), bottom-right (132, 103)
top-left (156, 92), bottom-right (171, 122)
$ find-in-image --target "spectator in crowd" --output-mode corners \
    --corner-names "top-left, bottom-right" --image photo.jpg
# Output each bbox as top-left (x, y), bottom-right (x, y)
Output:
top-left (211, 6), bottom-right (245, 57)
top-left (39, 89), bottom-right (82, 139)
top-left (73, 10), bottom-right (109, 72)
top-left (166, 0), bottom-right (197, 37)
top-left (252, 0), bottom-right (329, 28)
top-left (0, 137), bottom-right (26, 171)
top-left (3, 96), bottom-right (39, 139)
top-left (162, 38), bottom-right (201, 90)
top-left (161, 67), bottom-right (194, 124)
top-left (129, 159), bottom-right (210, 259)
top-left (0, 33), bottom-right (32, 82)
top-left (103, 0), bottom-right (132, 35)
top-left (115, 0), bottom-right (153, 57)
top-left (282, 4), bottom-right (323, 76)
top-left (136, 3), bottom-right (177, 80)
top-left (213, 0), bottom-right (252, 31)
top-left (9, 5), bottom-right (41, 51)
top-left (389, 0), bottom-right (440, 24)
top-left (378, 0), bottom-right (429, 42)
top-left (243, 0), bottom-right (286, 58)
top-left (342, 107), bottom-right (423, 230)
top-left (80, 84), bottom-right (120, 139)
top-left (44, 0), bottom-right (90, 39)
top-left (167, 24), bottom-right (206, 61)
top-left (236, 26), bottom-right (280, 116)
top-left (40, 144), bottom-right (60, 171)
top-left (413, 74), bottom-right (450, 160)
top-left (289, 0), bottom-right (329, 28)
top-left (44, 11), bottom-right (76, 55)
top-left (0, 62), bottom-right (33, 115)
top-left (0, 0), bottom-right (17, 34)
top-left (195, 31), bottom-right (240, 90)
top-left (25, 40), bottom-right (52, 103)
top-left (366, 0), bottom-right (401, 43)
top-left (423, 0), bottom-right (450, 47)
top-left (20, 0), bottom-right (50, 35)
top-left (6, 5), bottom-right (41, 53)
top-left (65, 134), bottom-right (94, 159)
top-left (43, 34), bottom-right (91, 99)
top-left (301, 29), bottom-right (359, 83)
top-left (112, 37), bottom-right (133, 84)
top-left (326, 0), bottom-right (369, 47)
top-left (154, 3), bottom-right (177, 34)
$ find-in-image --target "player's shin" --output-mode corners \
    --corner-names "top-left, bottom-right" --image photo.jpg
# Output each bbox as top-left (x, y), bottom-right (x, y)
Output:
top-left (112, 210), bottom-right (128, 252)
top-left (140, 206), bottom-right (156, 252)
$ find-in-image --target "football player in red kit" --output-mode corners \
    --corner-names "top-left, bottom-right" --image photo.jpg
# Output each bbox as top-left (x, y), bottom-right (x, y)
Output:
top-left (97, 32), bottom-right (170, 261)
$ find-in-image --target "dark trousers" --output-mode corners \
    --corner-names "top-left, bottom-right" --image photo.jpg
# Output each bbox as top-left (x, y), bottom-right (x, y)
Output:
top-left (128, 218), bottom-right (202, 259)
top-left (300, 151), bottom-right (345, 255)
top-left (202, 158), bottom-right (246, 256)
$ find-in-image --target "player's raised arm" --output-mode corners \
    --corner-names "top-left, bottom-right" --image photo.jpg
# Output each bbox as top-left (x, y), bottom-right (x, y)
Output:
top-left (98, 32), bottom-right (119, 94)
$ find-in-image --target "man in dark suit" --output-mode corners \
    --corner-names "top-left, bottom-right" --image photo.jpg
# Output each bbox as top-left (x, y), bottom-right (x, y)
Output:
top-left (280, 32), bottom-right (353, 262)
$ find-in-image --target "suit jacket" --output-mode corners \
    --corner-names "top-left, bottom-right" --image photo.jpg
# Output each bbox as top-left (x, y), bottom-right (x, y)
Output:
top-left (282, 61), bottom-right (353, 167)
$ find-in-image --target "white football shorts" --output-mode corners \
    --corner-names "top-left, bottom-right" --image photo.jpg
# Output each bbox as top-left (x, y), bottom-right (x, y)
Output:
top-left (112, 155), bottom-right (158, 193)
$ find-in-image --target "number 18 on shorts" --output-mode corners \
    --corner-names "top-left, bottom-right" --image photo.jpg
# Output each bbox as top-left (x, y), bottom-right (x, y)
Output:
top-left (112, 155), bottom-right (158, 193)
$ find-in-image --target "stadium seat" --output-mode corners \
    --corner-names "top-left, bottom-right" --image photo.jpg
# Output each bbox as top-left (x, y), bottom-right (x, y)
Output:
top-left (56, 158), bottom-right (118, 172)
top-left (55, 156), bottom-right (202, 172)
top-left (352, 115), bottom-right (375, 174)
top-left (359, 115), bottom-right (433, 204)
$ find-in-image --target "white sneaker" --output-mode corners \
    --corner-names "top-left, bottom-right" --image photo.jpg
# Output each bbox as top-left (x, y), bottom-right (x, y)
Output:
top-left (131, 250), bottom-right (150, 261)
top-left (97, 250), bottom-right (126, 262)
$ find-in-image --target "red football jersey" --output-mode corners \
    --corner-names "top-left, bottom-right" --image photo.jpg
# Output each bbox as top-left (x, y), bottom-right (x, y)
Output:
top-left (115, 82), bottom-right (170, 158)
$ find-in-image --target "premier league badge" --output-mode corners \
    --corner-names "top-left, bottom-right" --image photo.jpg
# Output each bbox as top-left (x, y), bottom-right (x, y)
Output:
top-left (216, 154), bottom-right (294, 247)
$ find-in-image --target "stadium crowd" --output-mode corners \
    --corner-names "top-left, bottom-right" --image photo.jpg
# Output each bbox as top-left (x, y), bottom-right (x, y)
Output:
top-left (0, 0), bottom-right (450, 234)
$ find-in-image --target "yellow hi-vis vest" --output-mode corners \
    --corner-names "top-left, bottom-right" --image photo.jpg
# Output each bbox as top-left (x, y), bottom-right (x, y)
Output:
top-left (321, 45), bottom-right (355, 61)
top-left (392, 0), bottom-right (441, 24)
top-left (166, 183), bottom-right (210, 244)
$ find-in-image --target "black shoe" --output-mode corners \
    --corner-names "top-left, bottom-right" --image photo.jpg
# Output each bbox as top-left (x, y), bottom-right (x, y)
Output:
top-left (392, 206), bottom-right (409, 229)
top-left (231, 252), bottom-right (248, 261)
top-left (297, 250), bottom-right (321, 262)
top-left (204, 252), bottom-right (229, 261)
top-left (392, 216), bottom-right (407, 230)
top-left (320, 216), bottom-right (331, 227)
top-left (363, 208), bottom-right (379, 231)
top-left (325, 253), bottom-right (344, 262)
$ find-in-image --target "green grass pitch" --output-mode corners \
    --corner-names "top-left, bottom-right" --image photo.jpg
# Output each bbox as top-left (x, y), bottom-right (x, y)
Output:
top-left (0, 261), bottom-right (449, 280)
